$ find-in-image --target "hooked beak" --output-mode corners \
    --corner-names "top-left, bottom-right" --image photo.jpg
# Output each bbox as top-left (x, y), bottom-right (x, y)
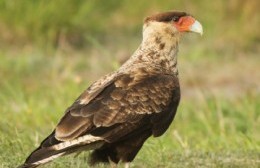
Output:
top-left (174, 16), bottom-right (203, 35)
top-left (189, 20), bottom-right (203, 35)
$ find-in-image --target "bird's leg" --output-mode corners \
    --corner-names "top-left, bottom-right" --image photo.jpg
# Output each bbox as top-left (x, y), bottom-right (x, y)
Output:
top-left (124, 162), bottom-right (130, 168)
top-left (108, 157), bottom-right (117, 168)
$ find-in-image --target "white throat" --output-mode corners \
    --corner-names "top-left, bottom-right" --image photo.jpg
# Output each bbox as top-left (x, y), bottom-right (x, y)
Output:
top-left (120, 21), bottom-right (180, 75)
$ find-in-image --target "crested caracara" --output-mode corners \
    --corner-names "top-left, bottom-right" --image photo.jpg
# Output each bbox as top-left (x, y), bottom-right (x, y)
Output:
top-left (19, 10), bottom-right (203, 168)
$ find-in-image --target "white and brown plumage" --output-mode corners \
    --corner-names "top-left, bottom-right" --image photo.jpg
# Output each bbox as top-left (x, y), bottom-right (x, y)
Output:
top-left (19, 11), bottom-right (203, 168)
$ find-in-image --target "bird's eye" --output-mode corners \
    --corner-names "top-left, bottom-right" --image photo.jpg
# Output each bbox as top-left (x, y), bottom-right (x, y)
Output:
top-left (172, 16), bottom-right (180, 22)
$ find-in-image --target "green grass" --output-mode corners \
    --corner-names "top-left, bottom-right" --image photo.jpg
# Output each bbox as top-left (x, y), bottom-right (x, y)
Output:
top-left (0, 46), bottom-right (259, 167)
top-left (0, 0), bottom-right (259, 50)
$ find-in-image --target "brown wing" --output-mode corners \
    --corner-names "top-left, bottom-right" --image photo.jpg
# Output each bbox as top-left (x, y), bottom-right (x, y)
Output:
top-left (55, 71), bottom-right (180, 142)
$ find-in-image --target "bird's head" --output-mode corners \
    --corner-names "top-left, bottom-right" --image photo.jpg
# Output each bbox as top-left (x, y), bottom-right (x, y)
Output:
top-left (143, 11), bottom-right (203, 38)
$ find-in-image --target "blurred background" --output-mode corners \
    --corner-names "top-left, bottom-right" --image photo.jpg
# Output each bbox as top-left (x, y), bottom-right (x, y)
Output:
top-left (0, 0), bottom-right (259, 167)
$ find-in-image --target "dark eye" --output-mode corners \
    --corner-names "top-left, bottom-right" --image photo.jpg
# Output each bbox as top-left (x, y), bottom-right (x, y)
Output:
top-left (172, 16), bottom-right (180, 22)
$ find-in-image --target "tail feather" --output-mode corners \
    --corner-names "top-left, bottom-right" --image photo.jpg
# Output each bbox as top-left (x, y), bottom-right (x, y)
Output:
top-left (18, 132), bottom-right (104, 168)
top-left (19, 147), bottom-right (66, 168)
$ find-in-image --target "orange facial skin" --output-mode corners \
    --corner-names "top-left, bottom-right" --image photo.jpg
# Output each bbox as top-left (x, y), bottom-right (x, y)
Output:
top-left (173, 16), bottom-right (196, 32)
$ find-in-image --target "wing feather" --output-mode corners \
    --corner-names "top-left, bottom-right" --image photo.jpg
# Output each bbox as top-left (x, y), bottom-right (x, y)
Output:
top-left (55, 69), bottom-right (180, 141)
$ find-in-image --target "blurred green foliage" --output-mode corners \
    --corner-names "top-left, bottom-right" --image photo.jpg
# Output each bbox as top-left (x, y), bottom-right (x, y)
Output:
top-left (0, 0), bottom-right (259, 51)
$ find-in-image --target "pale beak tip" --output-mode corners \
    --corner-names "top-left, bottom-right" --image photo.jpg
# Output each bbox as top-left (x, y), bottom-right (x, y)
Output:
top-left (190, 20), bottom-right (203, 36)
top-left (199, 30), bottom-right (203, 36)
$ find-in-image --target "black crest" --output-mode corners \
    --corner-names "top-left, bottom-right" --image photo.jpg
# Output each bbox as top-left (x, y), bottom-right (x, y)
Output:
top-left (145, 11), bottom-right (188, 23)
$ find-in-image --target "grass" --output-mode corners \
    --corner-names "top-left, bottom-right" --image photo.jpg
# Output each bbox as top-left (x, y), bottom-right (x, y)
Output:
top-left (0, 0), bottom-right (259, 50)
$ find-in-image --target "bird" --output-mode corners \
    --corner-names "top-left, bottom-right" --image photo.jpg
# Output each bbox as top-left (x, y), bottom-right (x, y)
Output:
top-left (19, 10), bottom-right (203, 168)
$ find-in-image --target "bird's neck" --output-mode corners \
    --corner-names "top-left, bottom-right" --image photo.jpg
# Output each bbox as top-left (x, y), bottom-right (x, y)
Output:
top-left (121, 24), bottom-right (180, 76)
